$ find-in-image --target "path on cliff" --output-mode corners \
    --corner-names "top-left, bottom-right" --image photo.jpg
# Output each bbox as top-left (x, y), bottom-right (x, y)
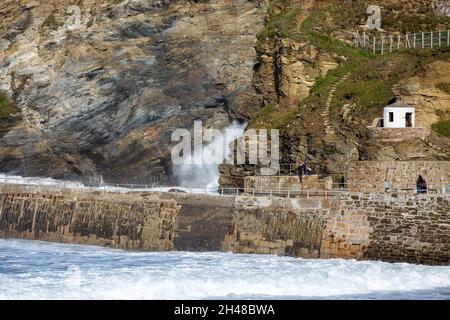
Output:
top-left (321, 72), bottom-right (351, 142)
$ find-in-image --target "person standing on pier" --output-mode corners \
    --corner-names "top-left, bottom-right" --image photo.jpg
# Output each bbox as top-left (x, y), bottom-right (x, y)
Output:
top-left (416, 175), bottom-right (427, 194)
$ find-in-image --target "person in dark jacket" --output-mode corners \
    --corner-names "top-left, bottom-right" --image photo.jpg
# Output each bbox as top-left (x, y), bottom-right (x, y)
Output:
top-left (305, 161), bottom-right (313, 176)
top-left (416, 175), bottom-right (427, 194)
top-left (297, 161), bottom-right (306, 182)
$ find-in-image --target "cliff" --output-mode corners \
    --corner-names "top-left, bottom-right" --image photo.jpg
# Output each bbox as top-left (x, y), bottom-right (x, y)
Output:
top-left (0, 0), bottom-right (449, 186)
top-left (220, 0), bottom-right (450, 186)
top-left (0, 0), bottom-right (263, 183)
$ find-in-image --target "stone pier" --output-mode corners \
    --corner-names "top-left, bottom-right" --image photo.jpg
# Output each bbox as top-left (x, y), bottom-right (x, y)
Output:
top-left (0, 184), bottom-right (449, 265)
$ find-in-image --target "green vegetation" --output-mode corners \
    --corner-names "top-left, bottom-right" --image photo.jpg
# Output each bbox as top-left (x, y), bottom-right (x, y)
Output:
top-left (42, 12), bottom-right (60, 30)
top-left (0, 93), bottom-right (19, 119)
top-left (432, 120), bottom-right (450, 137)
top-left (251, 0), bottom-right (450, 135)
top-left (333, 47), bottom-right (450, 124)
top-left (268, 4), bottom-right (373, 131)
top-left (436, 82), bottom-right (450, 95)
top-left (329, 0), bottom-right (450, 33)
top-left (256, 0), bottom-right (302, 49)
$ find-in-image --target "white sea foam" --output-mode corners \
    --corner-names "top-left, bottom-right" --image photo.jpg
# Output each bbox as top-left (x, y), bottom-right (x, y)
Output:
top-left (0, 173), bottom-right (218, 194)
top-left (0, 239), bottom-right (449, 300)
top-left (172, 121), bottom-right (247, 190)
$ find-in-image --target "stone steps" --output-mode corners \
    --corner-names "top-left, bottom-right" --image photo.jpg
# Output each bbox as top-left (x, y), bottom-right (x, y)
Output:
top-left (321, 72), bottom-right (351, 141)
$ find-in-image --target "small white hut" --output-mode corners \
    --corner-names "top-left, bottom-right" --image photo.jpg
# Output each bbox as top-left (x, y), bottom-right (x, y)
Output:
top-left (383, 102), bottom-right (415, 128)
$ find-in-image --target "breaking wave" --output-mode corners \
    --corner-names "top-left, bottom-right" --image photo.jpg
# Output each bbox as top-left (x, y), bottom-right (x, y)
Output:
top-left (0, 239), bottom-right (449, 300)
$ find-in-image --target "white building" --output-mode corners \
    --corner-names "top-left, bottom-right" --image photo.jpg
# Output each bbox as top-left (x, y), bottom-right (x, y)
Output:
top-left (383, 103), bottom-right (415, 128)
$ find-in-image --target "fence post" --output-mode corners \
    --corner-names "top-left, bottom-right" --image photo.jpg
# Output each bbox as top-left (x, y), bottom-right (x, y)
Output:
top-left (431, 31), bottom-right (433, 48)
top-left (448, 30), bottom-right (450, 46)
top-left (439, 30), bottom-right (441, 47)
top-left (413, 33), bottom-right (416, 48)
top-left (397, 34), bottom-right (401, 49)
top-left (422, 32), bottom-right (425, 48)
top-left (389, 35), bottom-right (393, 52)
top-left (363, 32), bottom-right (366, 48)
top-left (381, 35), bottom-right (384, 54)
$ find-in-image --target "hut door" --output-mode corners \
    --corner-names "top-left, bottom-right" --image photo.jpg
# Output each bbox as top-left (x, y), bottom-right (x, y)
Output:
top-left (405, 113), bottom-right (412, 127)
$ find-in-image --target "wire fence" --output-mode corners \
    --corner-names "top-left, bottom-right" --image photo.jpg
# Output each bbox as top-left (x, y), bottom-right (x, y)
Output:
top-left (354, 29), bottom-right (450, 54)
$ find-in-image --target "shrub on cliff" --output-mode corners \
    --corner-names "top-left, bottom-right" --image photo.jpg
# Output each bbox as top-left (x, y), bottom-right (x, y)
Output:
top-left (0, 93), bottom-right (19, 119)
top-left (436, 82), bottom-right (450, 95)
top-left (432, 120), bottom-right (450, 137)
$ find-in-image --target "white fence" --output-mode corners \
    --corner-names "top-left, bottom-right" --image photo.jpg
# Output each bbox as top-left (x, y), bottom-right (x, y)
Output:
top-left (354, 30), bottom-right (450, 54)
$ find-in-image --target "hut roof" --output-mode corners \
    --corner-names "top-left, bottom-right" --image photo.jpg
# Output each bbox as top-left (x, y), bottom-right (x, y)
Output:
top-left (385, 102), bottom-right (414, 109)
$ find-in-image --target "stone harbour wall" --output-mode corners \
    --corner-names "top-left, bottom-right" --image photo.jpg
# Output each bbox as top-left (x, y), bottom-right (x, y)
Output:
top-left (351, 193), bottom-right (449, 265)
top-left (345, 161), bottom-right (450, 193)
top-left (366, 127), bottom-right (427, 142)
top-left (223, 196), bottom-right (334, 258)
top-left (0, 184), bottom-right (449, 265)
top-left (244, 175), bottom-right (333, 193)
top-left (0, 186), bottom-right (180, 250)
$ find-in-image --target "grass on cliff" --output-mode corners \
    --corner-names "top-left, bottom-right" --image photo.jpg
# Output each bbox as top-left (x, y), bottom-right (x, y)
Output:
top-left (251, 1), bottom-right (450, 135)
top-left (330, 0), bottom-right (450, 33)
top-left (264, 4), bottom-right (373, 131)
top-left (0, 93), bottom-right (19, 119)
top-left (432, 120), bottom-right (450, 137)
top-left (42, 12), bottom-right (61, 31)
top-left (436, 82), bottom-right (450, 95)
top-left (256, 5), bottom-right (302, 44)
top-left (332, 47), bottom-right (450, 125)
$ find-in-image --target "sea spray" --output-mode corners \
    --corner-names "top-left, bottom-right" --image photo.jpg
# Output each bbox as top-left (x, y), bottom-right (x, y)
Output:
top-left (172, 121), bottom-right (247, 190)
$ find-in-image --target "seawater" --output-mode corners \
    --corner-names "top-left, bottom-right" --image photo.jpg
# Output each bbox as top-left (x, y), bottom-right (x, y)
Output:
top-left (0, 239), bottom-right (449, 300)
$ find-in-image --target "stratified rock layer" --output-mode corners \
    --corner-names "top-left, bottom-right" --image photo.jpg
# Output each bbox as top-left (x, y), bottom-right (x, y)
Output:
top-left (0, 0), bottom-right (264, 183)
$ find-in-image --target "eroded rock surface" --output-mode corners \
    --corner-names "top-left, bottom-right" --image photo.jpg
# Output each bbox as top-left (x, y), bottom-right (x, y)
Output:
top-left (0, 0), bottom-right (264, 183)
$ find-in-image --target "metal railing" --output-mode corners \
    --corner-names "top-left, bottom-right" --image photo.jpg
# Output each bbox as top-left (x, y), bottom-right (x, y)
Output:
top-left (257, 164), bottom-right (322, 176)
top-left (0, 176), bottom-right (448, 198)
top-left (0, 176), bottom-right (346, 199)
top-left (354, 29), bottom-right (450, 54)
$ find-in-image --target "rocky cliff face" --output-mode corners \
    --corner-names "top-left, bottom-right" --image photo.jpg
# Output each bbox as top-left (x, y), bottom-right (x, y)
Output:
top-left (1, 0), bottom-right (449, 187)
top-left (0, 0), bottom-right (264, 184)
top-left (221, 0), bottom-right (450, 187)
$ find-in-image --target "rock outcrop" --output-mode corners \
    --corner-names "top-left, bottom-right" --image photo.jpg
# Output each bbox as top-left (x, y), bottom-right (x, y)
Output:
top-left (1, 0), bottom-right (449, 187)
top-left (0, 0), bottom-right (264, 183)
